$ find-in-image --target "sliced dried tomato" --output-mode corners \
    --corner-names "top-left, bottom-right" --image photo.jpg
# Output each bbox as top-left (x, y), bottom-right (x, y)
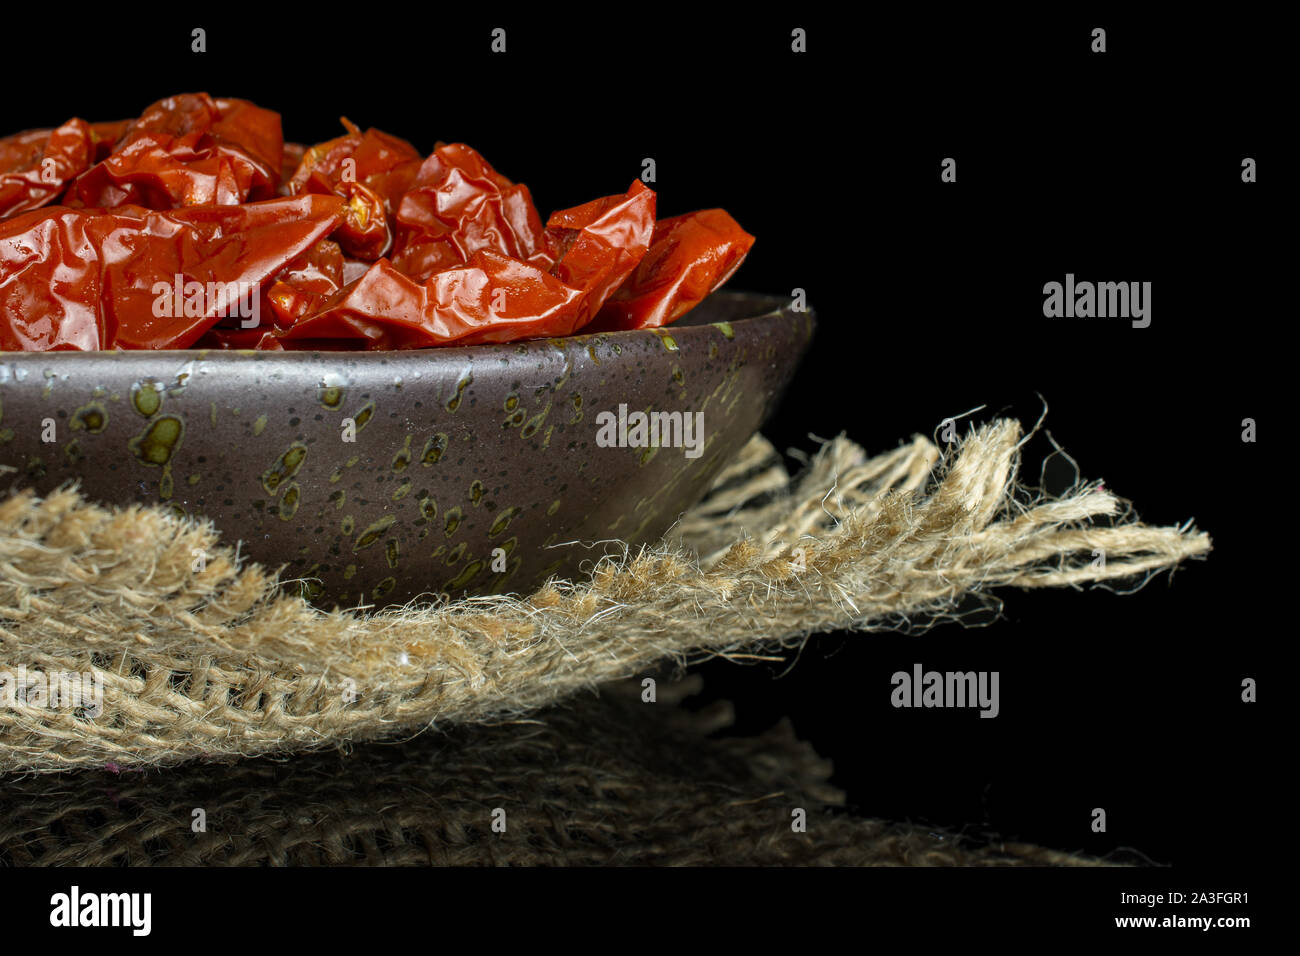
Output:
top-left (260, 239), bottom-right (347, 329)
top-left (288, 122), bottom-right (421, 203)
top-left (0, 119), bottom-right (94, 218)
top-left (389, 143), bottom-right (546, 281)
top-left (90, 119), bottom-right (132, 159)
top-left (280, 181), bottom-right (654, 348)
top-left (587, 209), bottom-right (754, 332)
top-left (0, 194), bottom-right (343, 350)
top-left (286, 123), bottom-right (422, 260)
top-left (65, 94), bottom-right (282, 209)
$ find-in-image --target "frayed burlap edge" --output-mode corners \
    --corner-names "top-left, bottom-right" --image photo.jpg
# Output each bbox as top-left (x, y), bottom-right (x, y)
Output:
top-left (0, 418), bottom-right (1210, 772)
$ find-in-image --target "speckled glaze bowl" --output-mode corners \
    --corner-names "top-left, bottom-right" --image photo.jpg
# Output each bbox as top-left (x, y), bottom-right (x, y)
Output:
top-left (0, 291), bottom-right (813, 606)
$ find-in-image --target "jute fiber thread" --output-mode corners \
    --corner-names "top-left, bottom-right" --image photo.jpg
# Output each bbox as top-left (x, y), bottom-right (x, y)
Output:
top-left (0, 677), bottom-right (1112, 866)
top-left (0, 418), bottom-right (1211, 773)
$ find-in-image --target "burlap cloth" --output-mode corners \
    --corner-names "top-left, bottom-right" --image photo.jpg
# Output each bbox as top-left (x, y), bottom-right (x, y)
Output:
top-left (1, 418), bottom-right (1209, 778)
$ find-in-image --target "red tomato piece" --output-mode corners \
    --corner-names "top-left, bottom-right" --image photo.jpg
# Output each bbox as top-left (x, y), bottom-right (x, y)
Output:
top-left (65, 94), bottom-right (283, 209)
top-left (390, 143), bottom-right (546, 281)
top-left (0, 119), bottom-right (95, 218)
top-left (281, 180), bottom-right (654, 348)
top-left (587, 209), bottom-right (754, 332)
top-left (286, 124), bottom-right (422, 260)
top-left (0, 194), bottom-right (343, 350)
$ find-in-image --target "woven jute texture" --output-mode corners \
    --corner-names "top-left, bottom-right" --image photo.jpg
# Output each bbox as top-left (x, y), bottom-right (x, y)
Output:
top-left (0, 418), bottom-right (1211, 773)
top-left (0, 677), bottom-right (1112, 865)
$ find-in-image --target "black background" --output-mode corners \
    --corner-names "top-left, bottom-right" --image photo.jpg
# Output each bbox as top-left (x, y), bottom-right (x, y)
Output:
top-left (1, 6), bottom-right (1279, 887)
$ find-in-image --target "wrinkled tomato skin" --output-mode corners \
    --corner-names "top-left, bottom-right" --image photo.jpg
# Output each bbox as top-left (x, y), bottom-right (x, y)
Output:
top-left (389, 143), bottom-right (546, 282)
top-left (286, 125), bottom-right (422, 262)
top-left (587, 209), bottom-right (754, 333)
top-left (282, 181), bottom-right (654, 349)
top-left (65, 94), bottom-right (283, 210)
top-left (1, 97), bottom-right (753, 352)
top-left (0, 194), bottom-right (343, 350)
top-left (0, 119), bottom-right (95, 219)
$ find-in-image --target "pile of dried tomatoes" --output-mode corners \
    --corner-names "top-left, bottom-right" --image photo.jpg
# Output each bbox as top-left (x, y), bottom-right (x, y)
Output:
top-left (0, 94), bottom-right (753, 351)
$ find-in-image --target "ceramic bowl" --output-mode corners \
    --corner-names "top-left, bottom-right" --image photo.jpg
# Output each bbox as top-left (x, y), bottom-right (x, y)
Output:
top-left (0, 291), bottom-right (813, 606)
